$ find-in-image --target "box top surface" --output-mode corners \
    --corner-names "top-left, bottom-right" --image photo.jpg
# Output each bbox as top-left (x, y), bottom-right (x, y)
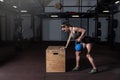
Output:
top-left (47, 46), bottom-right (64, 50)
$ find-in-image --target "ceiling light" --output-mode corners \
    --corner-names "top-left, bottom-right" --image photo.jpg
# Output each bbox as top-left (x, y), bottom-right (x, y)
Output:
top-left (13, 6), bottom-right (17, 8)
top-left (21, 10), bottom-right (28, 13)
top-left (72, 15), bottom-right (79, 17)
top-left (115, 1), bottom-right (120, 4)
top-left (50, 15), bottom-right (58, 17)
top-left (103, 10), bottom-right (109, 13)
top-left (0, 0), bottom-right (4, 2)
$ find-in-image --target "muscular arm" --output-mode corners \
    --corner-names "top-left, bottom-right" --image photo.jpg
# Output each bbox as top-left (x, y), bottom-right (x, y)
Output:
top-left (77, 28), bottom-right (86, 42)
top-left (65, 32), bottom-right (72, 48)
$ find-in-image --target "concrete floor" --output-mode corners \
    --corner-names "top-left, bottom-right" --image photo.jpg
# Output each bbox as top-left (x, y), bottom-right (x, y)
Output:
top-left (0, 42), bottom-right (120, 80)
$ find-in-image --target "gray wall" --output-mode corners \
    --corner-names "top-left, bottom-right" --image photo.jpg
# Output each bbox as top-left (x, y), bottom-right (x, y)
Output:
top-left (21, 14), bottom-right (40, 40)
top-left (45, 0), bottom-right (97, 12)
top-left (42, 0), bottom-right (120, 42)
top-left (99, 18), bottom-right (108, 41)
top-left (114, 5), bottom-right (120, 43)
top-left (42, 19), bottom-right (50, 41)
top-left (0, 10), bottom-right (40, 41)
top-left (0, 10), bottom-right (16, 41)
top-left (21, 14), bottom-right (33, 39)
top-left (0, 0), bottom-right (119, 43)
top-left (42, 0), bottom-right (97, 41)
top-left (42, 19), bottom-right (62, 41)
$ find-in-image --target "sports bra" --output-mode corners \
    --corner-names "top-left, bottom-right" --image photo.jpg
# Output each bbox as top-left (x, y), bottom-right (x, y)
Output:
top-left (71, 27), bottom-right (81, 39)
top-left (72, 32), bottom-right (81, 39)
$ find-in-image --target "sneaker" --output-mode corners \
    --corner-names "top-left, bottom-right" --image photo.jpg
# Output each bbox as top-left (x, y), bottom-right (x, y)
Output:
top-left (72, 67), bottom-right (80, 71)
top-left (89, 69), bottom-right (98, 74)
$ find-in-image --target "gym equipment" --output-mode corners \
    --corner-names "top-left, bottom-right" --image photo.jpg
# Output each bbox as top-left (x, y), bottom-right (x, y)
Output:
top-left (75, 42), bottom-right (83, 51)
top-left (97, 29), bottom-right (101, 36)
top-left (97, 22), bottom-right (101, 28)
top-left (113, 19), bottom-right (118, 28)
top-left (55, 3), bottom-right (62, 10)
top-left (46, 46), bottom-right (65, 72)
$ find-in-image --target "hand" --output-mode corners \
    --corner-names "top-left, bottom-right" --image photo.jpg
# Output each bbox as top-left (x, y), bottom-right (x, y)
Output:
top-left (60, 46), bottom-right (66, 50)
top-left (76, 38), bottom-right (81, 42)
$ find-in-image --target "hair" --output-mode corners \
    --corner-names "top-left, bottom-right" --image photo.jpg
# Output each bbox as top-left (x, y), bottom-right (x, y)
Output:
top-left (61, 22), bottom-right (73, 28)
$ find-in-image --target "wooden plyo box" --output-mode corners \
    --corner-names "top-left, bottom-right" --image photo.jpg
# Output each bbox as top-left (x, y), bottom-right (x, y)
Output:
top-left (46, 46), bottom-right (66, 72)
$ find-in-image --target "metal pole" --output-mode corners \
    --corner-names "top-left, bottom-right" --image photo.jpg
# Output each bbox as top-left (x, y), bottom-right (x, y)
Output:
top-left (5, 14), bottom-right (7, 41)
top-left (31, 15), bottom-right (35, 39)
top-left (95, 0), bottom-right (99, 39)
top-left (87, 17), bottom-right (89, 36)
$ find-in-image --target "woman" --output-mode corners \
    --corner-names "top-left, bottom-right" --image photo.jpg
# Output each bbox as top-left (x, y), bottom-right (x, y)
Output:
top-left (61, 22), bottom-right (98, 74)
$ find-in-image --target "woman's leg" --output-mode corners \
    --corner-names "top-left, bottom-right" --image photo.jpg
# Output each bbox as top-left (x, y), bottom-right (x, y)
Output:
top-left (72, 51), bottom-right (81, 71)
top-left (75, 51), bottom-right (81, 68)
top-left (75, 43), bottom-right (85, 67)
top-left (85, 43), bottom-right (97, 72)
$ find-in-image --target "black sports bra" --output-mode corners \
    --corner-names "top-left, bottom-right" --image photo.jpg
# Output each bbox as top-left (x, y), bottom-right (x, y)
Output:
top-left (72, 32), bottom-right (81, 39)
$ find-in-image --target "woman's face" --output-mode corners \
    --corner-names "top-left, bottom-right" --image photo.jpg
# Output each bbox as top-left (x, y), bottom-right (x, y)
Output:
top-left (61, 25), bottom-right (69, 32)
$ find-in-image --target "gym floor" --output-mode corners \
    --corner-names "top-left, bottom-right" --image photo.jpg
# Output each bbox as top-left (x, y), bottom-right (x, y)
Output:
top-left (0, 41), bottom-right (120, 80)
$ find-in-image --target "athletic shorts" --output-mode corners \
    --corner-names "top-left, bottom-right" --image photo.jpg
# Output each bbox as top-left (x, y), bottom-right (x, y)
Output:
top-left (82, 36), bottom-right (94, 43)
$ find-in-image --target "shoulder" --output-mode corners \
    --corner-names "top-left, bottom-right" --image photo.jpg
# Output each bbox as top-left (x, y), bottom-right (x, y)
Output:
top-left (78, 27), bottom-right (86, 31)
top-left (73, 26), bottom-right (84, 29)
top-left (73, 27), bottom-right (85, 31)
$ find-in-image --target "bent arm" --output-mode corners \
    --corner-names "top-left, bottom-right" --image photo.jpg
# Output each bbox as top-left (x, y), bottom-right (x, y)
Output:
top-left (77, 28), bottom-right (86, 41)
